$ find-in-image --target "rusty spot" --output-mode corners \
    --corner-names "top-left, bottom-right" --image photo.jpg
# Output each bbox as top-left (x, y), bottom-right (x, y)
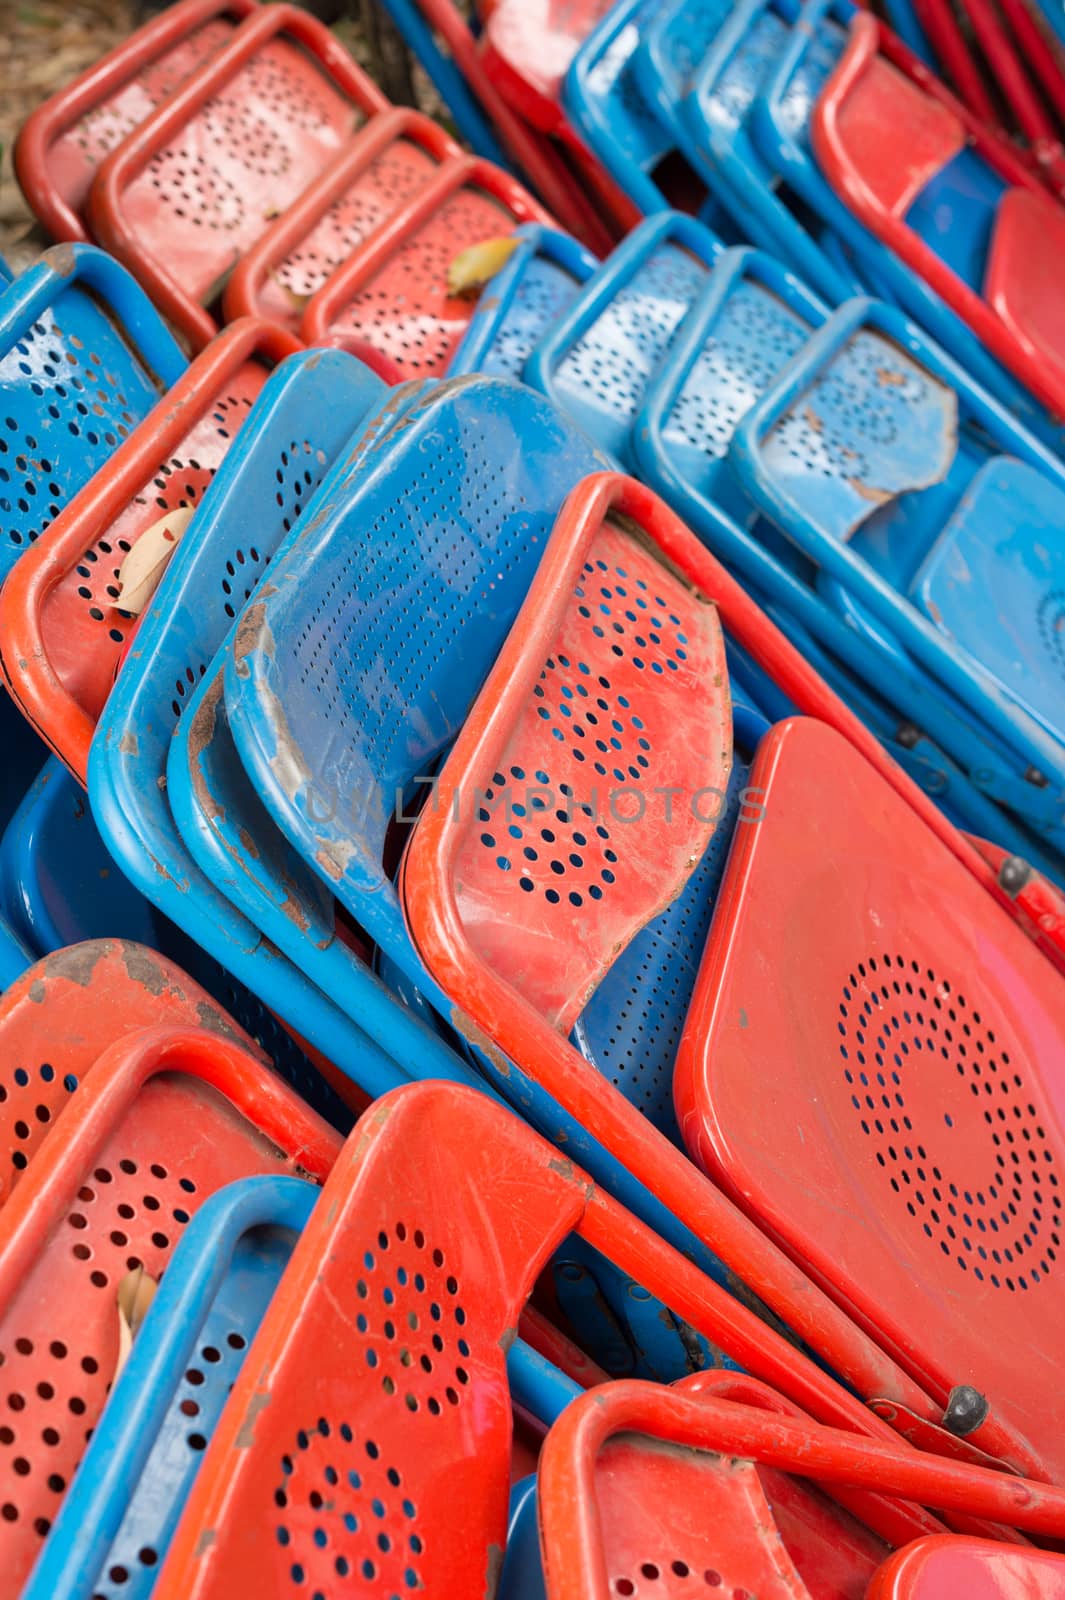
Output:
top-left (231, 601), bottom-right (275, 681)
top-left (235, 1389), bottom-right (272, 1449)
top-left (119, 941), bottom-right (172, 996)
top-left (46, 942), bottom-right (106, 988)
top-left (48, 242), bottom-right (78, 278)
top-left (876, 367), bottom-right (907, 387)
top-left (27, 979), bottom-right (46, 1004)
top-left (803, 404), bottom-right (823, 434)
top-left (118, 731), bottom-right (139, 757)
top-left (313, 848), bottom-right (344, 883)
top-left (187, 678), bottom-right (225, 825)
top-left (238, 824), bottom-right (261, 862)
top-left (484, 1544), bottom-right (505, 1600)
top-left (845, 476), bottom-right (893, 506)
top-left (450, 1007), bottom-right (511, 1075)
top-left (497, 1325), bottom-right (518, 1353)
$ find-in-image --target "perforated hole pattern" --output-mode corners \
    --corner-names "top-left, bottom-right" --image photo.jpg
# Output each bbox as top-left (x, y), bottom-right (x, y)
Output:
top-left (329, 186), bottom-right (520, 374)
top-left (557, 246), bottom-right (710, 428)
top-left (272, 140), bottom-right (440, 309)
top-left (0, 309), bottom-right (158, 559)
top-left (70, 19), bottom-right (236, 167)
top-left (273, 1222), bottom-right (476, 1597)
top-left (486, 257), bottom-right (585, 381)
top-left (766, 330), bottom-right (943, 490)
top-left (667, 279), bottom-right (810, 465)
top-left (612, 1561), bottom-right (754, 1595)
top-left (705, 11), bottom-right (789, 136)
top-left (0, 1059), bottom-right (81, 1204)
top-left (840, 952), bottom-right (1060, 1291)
top-left (1037, 588), bottom-right (1065, 682)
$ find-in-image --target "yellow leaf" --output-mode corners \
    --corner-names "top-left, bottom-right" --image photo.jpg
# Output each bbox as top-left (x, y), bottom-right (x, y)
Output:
top-left (447, 235), bottom-right (520, 300)
top-left (115, 507), bottom-right (193, 616)
top-left (113, 1265), bottom-right (158, 1384)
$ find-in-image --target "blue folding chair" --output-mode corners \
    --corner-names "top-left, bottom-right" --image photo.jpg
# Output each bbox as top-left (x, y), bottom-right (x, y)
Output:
top-left (156, 370), bottom-right (482, 1100)
top-left (730, 294), bottom-right (1065, 848)
top-left (448, 224), bottom-right (600, 380)
top-left (218, 374), bottom-right (801, 1377)
top-left (86, 351), bottom-right (451, 1111)
top-left (563, 0), bottom-right (729, 223)
top-left (747, 0), bottom-right (1064, 447)
top-left (526, 211), bottom-right (724, 463)
top-left (0, 244), bottom-right (185, 583)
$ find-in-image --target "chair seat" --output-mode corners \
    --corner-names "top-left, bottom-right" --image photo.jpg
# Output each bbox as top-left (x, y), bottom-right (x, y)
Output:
top-left (986, 185), bottom-right (1065, 384)
top-left (913, 455), bottom-right (1065, 741)
top-left (675, 714), bottom-right (1065, 1480)
top-left (830, 46), bottom-right (965, 217)
top-left (868, 1535), bottom-right (1065, 1599)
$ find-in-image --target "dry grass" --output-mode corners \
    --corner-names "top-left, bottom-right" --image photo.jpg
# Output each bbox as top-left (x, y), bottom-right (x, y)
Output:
top-left (0, 0), bottom-right (138, 266)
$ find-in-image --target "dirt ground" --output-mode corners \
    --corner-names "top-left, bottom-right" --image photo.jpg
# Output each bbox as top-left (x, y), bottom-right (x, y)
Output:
top-left (0, 0), bottom-right (438, 268)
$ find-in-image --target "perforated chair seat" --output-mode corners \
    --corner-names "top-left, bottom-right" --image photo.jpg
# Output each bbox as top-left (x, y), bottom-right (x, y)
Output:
top-left (300, 155), bottom-right (548, 376)
top-left (675, 715), bottom-right (1065, 1481)
top-left (86, 3), bottom-right (389, 347)
top-left (482, 0), bottom-right (615, 134)
top-left (913, 456), bottom-right (1065, 742)
top-left (222, 108), bottom-right (461, 334)
top-left (0, 317), bottom-right (298, 784)
top-left (13, 0), bottom-right (256, 241)
top-left (0, 1002), bottom-right (340, 1590)
top-left (0, 245), bottom-right (186, 584)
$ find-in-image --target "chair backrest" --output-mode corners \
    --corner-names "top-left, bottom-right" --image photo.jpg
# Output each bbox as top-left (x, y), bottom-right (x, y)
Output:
top-left (0, 939), bottom-right (258, 1208)
top-left (223, 375), bottom-right (607, 986)
top-left (299, 154), bottom-right (549, 375)
top-left (675, 713), bottom-right (1065, 1481)
top-left (0, 244), bottom-right (186, 584)
top-left (84, 349), bottom-right (420, 1100)
top-left (150, 1079), bottom-right (951, 1600)
top-left (0, 1021), bottom-right (341, 1592)
top-left (86, 3), bottom-right (389, 348)
top-left (13, 0), bottom-right (257, 241)
top-left (223, 106), bottom-right (461, 333)
top-left (482, 0), bottom-right (614, 133)
top-left (0, 316), bottom-right (299, 783)
top-left (447, 223), bottom-right (599, 381)
top-left (527, 211), bottom-right (724, 463)
top-left (24, 1173), bottom-right (319, 1600)
top-left (537, 1376), bottom-right (1065, 1600)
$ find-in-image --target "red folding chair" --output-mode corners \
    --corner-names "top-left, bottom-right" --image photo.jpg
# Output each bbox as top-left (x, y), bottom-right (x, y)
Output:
top-left (0, 317), bottom-right (299, 784)
top-left (13, 0), bottom-right (258, 245)
top-left (150, 1079), bottom-right (1009, 1600)
top-left (0, 938), bottom-right (261, 1209)
top-left (0, 1019), bottom-right (341, 1590)
top-left (299, 154), bottom-right (550, 375)
top-left (813, 11), bottom-right (1065, 418)
top-left (401, 471), bottom-right (1065, 1481)
top-left (538, 1376), bottom-right (1065, 1600)
top-left (222, 106), bottom-right (461, 336)
top-left (674, 709), bottom-right (1065, 1487)
top-left (869, 1534), bottom-right (1065, 1597)
top-left (915, 0), bottom-right (1065, 198)
top-left (85, 3), bottom-right (389, 349)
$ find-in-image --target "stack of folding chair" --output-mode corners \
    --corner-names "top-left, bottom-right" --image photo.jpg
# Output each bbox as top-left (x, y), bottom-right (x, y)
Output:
top-left (0, 0), bottom-right (1061, 1594)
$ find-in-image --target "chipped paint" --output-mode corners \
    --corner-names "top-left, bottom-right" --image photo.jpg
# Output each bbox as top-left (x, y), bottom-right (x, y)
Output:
top-left (118, 731), bottom-right (139, 756)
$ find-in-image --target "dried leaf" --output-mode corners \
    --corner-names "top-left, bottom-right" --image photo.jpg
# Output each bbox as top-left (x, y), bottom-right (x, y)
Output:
top-left (113, 1266), bottom-right (158, 1384)
top-left (115, 506), bottom-right (193, 616)
top-left (447, 235), bottom-right (519, 300)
